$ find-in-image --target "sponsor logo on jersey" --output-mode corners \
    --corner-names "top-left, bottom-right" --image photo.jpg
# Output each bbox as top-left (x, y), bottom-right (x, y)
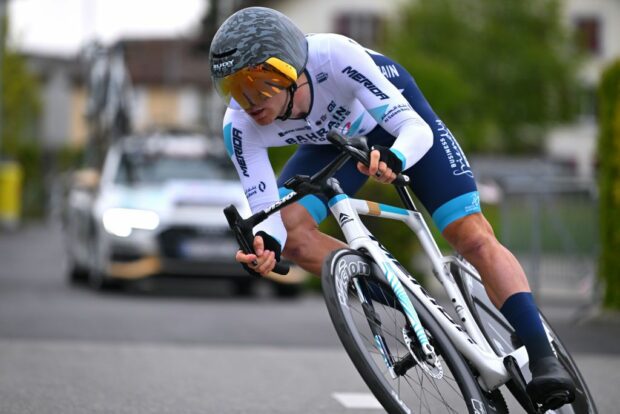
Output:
top-left (283, 131), bottom-right (328, 145)
top-left (245, 181), bottom-right (266, 199)
top-left (276, 99), bottom-right (356, 144)
top-left (382, 103), bottom-right (414, 123)
top-left (277, 125), bottom-right (312, 137)
top-left (435, 120), bottom-right (473, 178)
top-left (465, 193), bottom-right (480, 214)
top-left (379, 64), bottom-right (399, 79)
top-left (316, 72), bottom-right (329, 83)
top-left (341, 66), bottom-right (390, 100)
top-left (232, 127), bottom-right (249, 177)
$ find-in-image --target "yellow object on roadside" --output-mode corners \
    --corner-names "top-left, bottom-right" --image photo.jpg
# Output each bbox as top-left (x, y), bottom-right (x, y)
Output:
top-left (0, 161), bottom-right (23, 229)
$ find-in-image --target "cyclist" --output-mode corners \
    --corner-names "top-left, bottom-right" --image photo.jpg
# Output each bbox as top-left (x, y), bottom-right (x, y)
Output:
top-left (209, 6), bottom-right (575, 407)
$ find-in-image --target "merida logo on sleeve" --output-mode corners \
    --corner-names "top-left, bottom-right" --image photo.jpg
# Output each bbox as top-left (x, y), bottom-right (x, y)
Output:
top-left (232, 128), bottom-right (250, 177)
top-left (342, 66), bottom-right (390, 100)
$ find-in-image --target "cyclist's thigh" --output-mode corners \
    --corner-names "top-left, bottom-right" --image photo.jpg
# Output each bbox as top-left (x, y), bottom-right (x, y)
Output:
top-left (368, 54), bottom-right (480, 232)
top-left (277, 144), bottom-right (368, 224)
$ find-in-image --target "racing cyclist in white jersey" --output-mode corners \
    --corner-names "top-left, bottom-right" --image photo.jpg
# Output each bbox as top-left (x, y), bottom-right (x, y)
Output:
top-left (209, 7), bottom-right (575, 408)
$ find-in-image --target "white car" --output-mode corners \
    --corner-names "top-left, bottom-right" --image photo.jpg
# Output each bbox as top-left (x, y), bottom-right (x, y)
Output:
top-left (63, 131), bottom-right (304, 296)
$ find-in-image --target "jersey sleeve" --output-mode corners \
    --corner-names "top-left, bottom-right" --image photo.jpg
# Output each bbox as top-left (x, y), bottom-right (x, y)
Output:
top-left (328, 35), bottom-right (433, 170)
top-left (222, 110), bottom-right (288, 248)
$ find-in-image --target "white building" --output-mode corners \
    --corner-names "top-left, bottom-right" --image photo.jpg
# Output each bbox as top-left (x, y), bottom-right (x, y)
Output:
top-left (547, 0), bottom-right (620, 178)
top-left (262, 0), bottom-right (620, 179)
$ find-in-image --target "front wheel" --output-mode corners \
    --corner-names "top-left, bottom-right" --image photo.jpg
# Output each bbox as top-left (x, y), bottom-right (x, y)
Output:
top-left (322, 249), bottom-right (503, 414)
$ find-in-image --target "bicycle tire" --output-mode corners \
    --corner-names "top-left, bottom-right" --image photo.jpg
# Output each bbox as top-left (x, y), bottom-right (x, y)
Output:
top-left (452, 262), bottom-right (597, 413)
top-left (322, 249), bottom-right (503, 414)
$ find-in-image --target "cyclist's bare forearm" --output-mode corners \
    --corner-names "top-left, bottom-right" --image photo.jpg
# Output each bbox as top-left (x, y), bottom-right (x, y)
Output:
top-left (281, 203), bottom-right (347, 276)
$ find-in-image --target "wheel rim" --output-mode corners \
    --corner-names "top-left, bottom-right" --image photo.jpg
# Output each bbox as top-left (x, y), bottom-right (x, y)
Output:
top-left (342, 276), bottom-right (476, 413)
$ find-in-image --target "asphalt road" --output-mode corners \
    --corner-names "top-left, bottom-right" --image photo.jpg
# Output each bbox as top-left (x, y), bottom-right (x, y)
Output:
top-left (1, 222), bottom-right (619, 413)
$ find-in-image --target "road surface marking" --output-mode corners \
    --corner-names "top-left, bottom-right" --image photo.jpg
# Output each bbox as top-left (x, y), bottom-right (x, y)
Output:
top-left (332, 392), bottom-right (383, 409)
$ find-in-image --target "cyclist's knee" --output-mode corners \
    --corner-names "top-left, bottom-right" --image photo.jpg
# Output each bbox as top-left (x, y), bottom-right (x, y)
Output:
top-left (281, 204), bottom-right (321, 262)
top-left (442, 213), bottom-right (497, 259)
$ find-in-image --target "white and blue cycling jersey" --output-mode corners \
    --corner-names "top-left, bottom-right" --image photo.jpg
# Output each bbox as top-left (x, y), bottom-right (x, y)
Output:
top-left (222, 33), bottom-right (480, 248)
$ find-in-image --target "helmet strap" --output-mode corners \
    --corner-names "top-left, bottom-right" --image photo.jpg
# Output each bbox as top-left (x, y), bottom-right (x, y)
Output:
top-left (277, 82), bottom-right (298, 121)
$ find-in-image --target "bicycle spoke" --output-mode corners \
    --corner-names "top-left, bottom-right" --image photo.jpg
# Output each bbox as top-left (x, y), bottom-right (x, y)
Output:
top-left (343, 281), bottom-right (471, 414)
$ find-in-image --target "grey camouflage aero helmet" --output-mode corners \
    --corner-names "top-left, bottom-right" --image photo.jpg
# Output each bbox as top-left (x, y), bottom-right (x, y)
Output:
top-left (209, 7), bottom-right (308, 113)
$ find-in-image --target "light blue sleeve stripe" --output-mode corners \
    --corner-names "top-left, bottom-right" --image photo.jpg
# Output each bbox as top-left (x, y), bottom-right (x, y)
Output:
top-left (379, 203), bottom-right (409, 216)
top-left (328, 194), bottom-right (348, 207)
top-left (223, 123), bottom-right (233, 157)
top-left (278, 187), bottom-right (329, 224)
top-left (389, 148), bottom-right (406, 171)
top-left (431, 191), bottom-right (481, 232)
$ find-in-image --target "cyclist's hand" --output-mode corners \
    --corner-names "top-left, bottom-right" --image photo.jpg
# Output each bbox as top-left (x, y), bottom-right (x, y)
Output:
top-left (235, 234), bottom-right (277, 276)
top-left (357, 149), bottom-right (397, 184)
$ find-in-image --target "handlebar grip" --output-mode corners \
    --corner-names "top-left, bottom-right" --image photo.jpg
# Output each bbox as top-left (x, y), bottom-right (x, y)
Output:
top-left (224, 204), bottom-right (290, 276)
top-left (223, 204), bottom-right (256, 262)
top-left (272, 261), bottom-right (290, 275)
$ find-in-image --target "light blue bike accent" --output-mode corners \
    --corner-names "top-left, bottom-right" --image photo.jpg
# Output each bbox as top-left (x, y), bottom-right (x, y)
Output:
top-left (279, 187), bottom-right (328, 224)
top-left (382, 261), bottom-right (429, 346)
top-left (431, 191), bottom-right (481, 232)
top-left (378, 203), bottom-right (409, 216)
top-left (374, 335), bottom-right (392, 368)
top-left (328, 194), bottom-right (348, 207)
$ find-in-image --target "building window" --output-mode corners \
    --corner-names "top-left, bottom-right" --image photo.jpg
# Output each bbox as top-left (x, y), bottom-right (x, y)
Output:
top-left (579, 86), bottom-right (597, 120)
top-left (334, 13), bottom-right (383, 48)
top-left (574, 16), bottom-right (602, 55)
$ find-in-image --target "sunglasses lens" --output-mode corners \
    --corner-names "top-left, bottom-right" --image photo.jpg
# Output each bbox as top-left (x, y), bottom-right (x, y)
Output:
top-left (214, 63), bottom-right (294, 110)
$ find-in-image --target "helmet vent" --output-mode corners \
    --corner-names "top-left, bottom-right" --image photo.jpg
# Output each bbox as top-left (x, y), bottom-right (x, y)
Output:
top-left (212, 48), bottom-right (237, 58)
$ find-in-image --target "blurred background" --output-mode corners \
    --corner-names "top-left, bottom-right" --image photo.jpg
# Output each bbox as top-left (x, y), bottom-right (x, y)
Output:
top-left (0, 0), bottom-right (616, 298)
top-left (0, 0), bottom-right (619, 412)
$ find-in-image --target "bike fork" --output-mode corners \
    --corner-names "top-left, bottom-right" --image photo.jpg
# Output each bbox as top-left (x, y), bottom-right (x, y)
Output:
top-left (381, 261), bottom-right (438, 366)
top-left (352, 277), bottom-right (398, 379)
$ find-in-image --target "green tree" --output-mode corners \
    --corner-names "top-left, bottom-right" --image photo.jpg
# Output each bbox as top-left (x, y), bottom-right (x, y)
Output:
top-left (1, 14), bottom-right (41, 157)
top-left (598, 60), bottom-right (620, 309)
top-left (385, 0), bottom-right (580, 153)
top-left (1, 13), bottom-right (43, 218)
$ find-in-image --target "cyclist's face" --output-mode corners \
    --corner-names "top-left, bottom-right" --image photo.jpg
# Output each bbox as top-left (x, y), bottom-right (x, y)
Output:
top-left (245, 89), bottom-right (288, 125)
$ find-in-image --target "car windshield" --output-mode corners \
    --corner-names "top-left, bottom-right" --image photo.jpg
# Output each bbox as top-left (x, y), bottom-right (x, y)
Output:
top-left (115, 154), bottom-right (237, 184)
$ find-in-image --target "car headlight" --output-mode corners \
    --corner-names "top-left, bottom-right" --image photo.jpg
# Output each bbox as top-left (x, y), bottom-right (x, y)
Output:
top-left (102, 208), bottom-right (160, 237)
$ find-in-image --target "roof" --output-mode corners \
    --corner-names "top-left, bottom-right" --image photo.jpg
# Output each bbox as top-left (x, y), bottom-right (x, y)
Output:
top-left (119, 38), bottom-right (211, 87)
top-left (23, 53), bottom-right (83, 83)
top-left (23, 37), bottom-right (212, 88)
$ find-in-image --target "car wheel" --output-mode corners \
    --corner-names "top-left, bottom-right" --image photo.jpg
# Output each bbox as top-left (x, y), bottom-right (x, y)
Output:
top-left (67, 258), bottom-right (88, 284)
top-left (87, 237), bottom-right (121, 291)
top-left (273, 282), bottom-right (302, 299)
top-left (233, 279), bottom-right (255, 297)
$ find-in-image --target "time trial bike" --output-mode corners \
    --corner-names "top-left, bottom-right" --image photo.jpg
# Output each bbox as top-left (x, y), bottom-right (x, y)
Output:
top-left (224, 131), bottom-right (596, 414)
